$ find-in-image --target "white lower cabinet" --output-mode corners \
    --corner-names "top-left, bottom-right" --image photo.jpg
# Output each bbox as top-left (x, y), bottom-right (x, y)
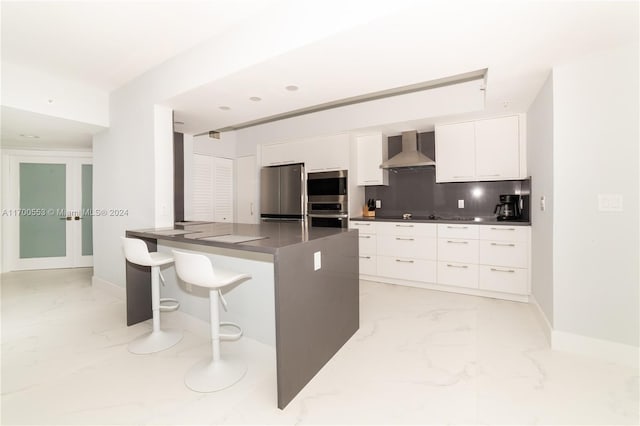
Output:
top-left (351, 221), bottom-right (377, 276)
top-left (377, 235), bottom-right (437, 259)
top-left (358, 253), bottom-right (377, 276)
top-left (479, 265), bottom-right (528, 294)
top-left (437, 262), bottom-right (479, 289)
top-left (351, 220), bottom-right (530, 300)
top-left (378, 257), bottom-right (436, 283)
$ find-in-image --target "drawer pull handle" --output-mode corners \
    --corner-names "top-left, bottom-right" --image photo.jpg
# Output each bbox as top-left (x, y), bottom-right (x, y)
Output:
top-left (446, 225), bottom-right (469, 229)
top-left (395, 259), bottom-right (414, 263)
top-left (396, 237), bottom-right (414, 241)
top-left (355, 223), bottom-right (371, 226)
top-left (490, 242), bottom-right (516, 247)
top-left (360, 235), bottom-right (371, 239)
top-left (447, 240), bottom-right (468, 244)
top-left (360, 256), bottom-right (371, 259)
top-left (395, 224), bottom-right (414, 228)
top-left (490, 227), bottom-right (516, 231)
top-left (446, 264), bottom-right (468, 269)
top-left (490, 268), bottom-right (515, 273)
top-left (452, 175), bottom-right (472, 178)
top-left (478, 174), bottom-right (500, 177)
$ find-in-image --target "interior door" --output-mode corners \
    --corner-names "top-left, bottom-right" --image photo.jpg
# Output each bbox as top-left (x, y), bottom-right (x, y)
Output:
top-left (8, 155), bottom-right (93, 271)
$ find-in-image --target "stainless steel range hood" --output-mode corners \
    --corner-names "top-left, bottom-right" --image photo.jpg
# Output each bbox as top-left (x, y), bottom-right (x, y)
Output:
top-left (380, 131), bottom-right (435, 169)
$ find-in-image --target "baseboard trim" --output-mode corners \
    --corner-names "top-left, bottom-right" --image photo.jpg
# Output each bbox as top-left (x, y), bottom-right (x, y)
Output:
top-left (529, 294), bottom-right (552, 345)
top-left (91, 275), bottom-right (125, 299)
top-left (552, 330), bottom-right (639, 369)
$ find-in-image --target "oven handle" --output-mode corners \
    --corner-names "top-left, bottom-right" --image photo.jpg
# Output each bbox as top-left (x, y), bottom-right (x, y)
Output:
top-left (307, 213), bottom-right (349, 219)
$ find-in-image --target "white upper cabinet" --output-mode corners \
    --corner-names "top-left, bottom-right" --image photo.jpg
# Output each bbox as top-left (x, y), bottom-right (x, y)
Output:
top-left (435, 115), bottom-right (526, 182)
top-left (356, 133), bottom-right (389, 186)
top-left (304, 134), bottom-right (349, 172)
top-left (475, 115), bottom-right (520, 179)
top-left (260, 134), bottom-right (349, 171)
top-left (261, 142), bottom-right (305, 167)
top-left (435, 122), bottom-right (475, 182)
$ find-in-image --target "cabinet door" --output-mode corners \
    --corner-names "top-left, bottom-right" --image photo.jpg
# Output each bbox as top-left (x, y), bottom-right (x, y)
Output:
top-left (475, 116), bottom-right (520, 179)
top-left (261, 142), bottom-right (304, 166)
top-left (435, 122), bottom-right (475, 182)
top-left (356, 133), bottom-right (388, 186)
top-left (305, 134), bottom-right (349, 172)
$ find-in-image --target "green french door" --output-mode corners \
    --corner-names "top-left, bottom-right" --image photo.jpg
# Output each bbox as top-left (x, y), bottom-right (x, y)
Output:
top-left (10, 156), bottom-right (93, 270)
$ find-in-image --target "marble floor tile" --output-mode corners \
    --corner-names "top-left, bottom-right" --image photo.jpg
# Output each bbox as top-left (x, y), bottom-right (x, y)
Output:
top-left (1, 270), bottom-right (638, 425)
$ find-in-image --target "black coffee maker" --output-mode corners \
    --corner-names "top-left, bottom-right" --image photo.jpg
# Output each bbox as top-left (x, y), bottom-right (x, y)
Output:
top-left (494, 194), bottom-right (522, 221)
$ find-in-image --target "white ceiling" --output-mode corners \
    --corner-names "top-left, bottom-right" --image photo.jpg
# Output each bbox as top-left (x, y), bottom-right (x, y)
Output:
top-left (0, 106), bottom-right (105, 150)
top-left (1, 1), bottom-right (638, 147)
top-left (0, 0), bottom-right (284, 92)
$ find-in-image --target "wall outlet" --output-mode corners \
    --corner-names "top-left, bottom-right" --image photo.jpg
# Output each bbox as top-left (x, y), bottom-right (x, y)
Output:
top-left (598, 194), bottom-right (623, 212)
top-left (314, 251), bottom-right (321, 271)
top-left (540, 196), bottom-right (546, 211)
top-left (458, 199), bottom-right (464, 208)
top-left (375, 199), bottom-right (382, 209)
top-left (185, 283), bottom-right (192, 293)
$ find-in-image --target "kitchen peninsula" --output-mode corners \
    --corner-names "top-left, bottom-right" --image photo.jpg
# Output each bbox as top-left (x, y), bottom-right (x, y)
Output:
top-left (125, 221), bottom-right (359, 409)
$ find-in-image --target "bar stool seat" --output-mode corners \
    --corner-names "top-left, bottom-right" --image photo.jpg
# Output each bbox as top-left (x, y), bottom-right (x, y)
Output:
top-left (121, 237), bottom-right (183, 354)
top-left (172, 249), bottom-right (251, 392)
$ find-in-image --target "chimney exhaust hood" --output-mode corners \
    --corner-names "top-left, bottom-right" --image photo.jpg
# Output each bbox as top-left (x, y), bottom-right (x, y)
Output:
top-left (380, 131), bottom-right (435, 169)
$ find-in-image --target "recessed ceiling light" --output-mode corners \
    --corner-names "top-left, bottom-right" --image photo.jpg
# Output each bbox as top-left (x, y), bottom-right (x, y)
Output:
top-left (219, 106), bottom-right (231, 111)
top-left (249, 96), bottom-right (262, 102)
top-left (285, 85), bottom-right (299, 91)
top-left (19, 134), bottom-right (40, 139)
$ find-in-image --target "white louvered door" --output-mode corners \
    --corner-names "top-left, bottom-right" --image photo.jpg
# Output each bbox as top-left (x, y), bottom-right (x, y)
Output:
top-left (190, 154), bottom-right (234, 222)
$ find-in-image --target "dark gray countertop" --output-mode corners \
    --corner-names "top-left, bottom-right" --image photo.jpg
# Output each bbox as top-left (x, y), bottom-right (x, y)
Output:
top-left (350, 216), bottom-right (531, 226)
top-left (127, 221), bottom-right (356, 254)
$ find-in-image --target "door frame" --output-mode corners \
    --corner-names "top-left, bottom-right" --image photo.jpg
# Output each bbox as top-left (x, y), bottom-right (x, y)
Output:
top-left (1, 149), bottom-right (93, 272)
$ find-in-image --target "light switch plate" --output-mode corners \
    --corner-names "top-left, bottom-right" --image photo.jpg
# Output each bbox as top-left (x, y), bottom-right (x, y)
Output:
top-left (598, 194), bottom-right (623, 212)
top-left (314, 251), bottom-right (321, 271)
top-left (458, 199), bottom-right (464, 208)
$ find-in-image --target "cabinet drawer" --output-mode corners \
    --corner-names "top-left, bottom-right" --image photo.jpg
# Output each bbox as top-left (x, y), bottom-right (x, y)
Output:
top-left (377, 222), bottom-right (436, 237)
top-left (358, 254), bottom-right (377, 276)
top-left (479, 240), bottom-right (528, 268)
top-left (479, 265), bottom-right (528, 295)
top-left (437, 262), bottom-right (478, 289)
top-left (378, 256), bottom-right (436, 283)
top-left (350, 221), bottom-right (377, 232)
top-left (358, 233), bottom-right (377, 255)
top-left (437, 238), bottom-right (479, 264)
top-left (437, 223), bottom-right (479, 239)
top-left (479, 225), bottom-right (529, 242)
top-left (377, 235), bottom-right (436, 260)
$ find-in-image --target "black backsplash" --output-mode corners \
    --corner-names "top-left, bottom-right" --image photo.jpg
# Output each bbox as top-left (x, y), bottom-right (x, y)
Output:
top-left (364, 132), bottom-right (530, 220)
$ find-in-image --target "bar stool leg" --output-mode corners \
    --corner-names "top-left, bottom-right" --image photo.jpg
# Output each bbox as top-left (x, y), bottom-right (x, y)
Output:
top-left (128, 265), bottom-right (183, 355)
top-left (184, 289), bottom-right (247, 392)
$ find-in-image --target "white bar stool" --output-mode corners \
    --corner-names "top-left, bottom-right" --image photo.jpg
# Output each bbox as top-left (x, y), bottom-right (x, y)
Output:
top-left (172, 249), bottom-right (251, 392)
top-left (121, 237), bottom-right (183, 354)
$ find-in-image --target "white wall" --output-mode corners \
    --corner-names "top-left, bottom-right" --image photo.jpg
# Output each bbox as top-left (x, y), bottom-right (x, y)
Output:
top-left (526, 72), bottom-right (555, 325)
top-left (1, 62), bottom-right (109, 127)
top-left (153, 105), bottom-right (174, 228)
top-left (552, 44), bottom-right (639, 348)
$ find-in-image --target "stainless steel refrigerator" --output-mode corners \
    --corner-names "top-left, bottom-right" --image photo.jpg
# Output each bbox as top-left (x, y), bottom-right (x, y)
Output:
top-left (260, 163), bottom-right (305, 222)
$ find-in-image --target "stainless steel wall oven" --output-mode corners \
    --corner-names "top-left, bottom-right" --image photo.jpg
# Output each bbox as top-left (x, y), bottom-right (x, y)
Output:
top-left (307, 170), bottom-right (348, 228)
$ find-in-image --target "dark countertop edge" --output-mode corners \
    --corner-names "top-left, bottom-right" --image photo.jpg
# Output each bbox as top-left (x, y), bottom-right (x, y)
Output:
top-left (126, 227), bottom-right (358, 254)
top-left (349, 217), bottom-right (531, 226)
top-left (126, 230), bottom-right (279, 254)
